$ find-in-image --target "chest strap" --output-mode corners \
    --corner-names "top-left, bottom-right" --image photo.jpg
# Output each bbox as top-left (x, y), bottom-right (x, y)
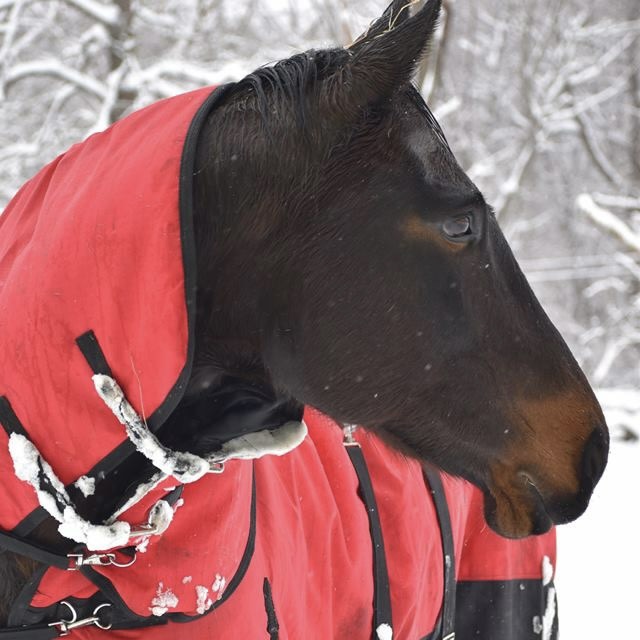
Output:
top-left (343, 425), bottom-right (457, 640)
top-left (424, 467), bottom-right (457, 640)
top-left (343, 429), bottom-right (393, 639)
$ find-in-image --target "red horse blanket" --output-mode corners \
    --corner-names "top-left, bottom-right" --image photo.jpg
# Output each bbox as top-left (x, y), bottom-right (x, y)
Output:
top-left (0, 86), bottom-right (557, 639)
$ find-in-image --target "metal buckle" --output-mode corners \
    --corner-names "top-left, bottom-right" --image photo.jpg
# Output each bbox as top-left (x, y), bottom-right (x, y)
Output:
top-left (68, 551), bottom-right (136, 570)
top-left (49, 602), bottom-right (112, 636)
top-left (342, 424), bottom-right (360, 447)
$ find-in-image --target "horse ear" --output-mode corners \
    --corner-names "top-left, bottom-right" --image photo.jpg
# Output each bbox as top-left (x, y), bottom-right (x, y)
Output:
top-left (344, 0), bottom-right (441, 106)
top-left (349, 0), bottom-right (417, 50)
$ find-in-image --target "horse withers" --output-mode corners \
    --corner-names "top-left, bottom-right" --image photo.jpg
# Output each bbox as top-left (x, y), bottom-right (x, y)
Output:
top-left (0, 0), bottom-right (607, 638)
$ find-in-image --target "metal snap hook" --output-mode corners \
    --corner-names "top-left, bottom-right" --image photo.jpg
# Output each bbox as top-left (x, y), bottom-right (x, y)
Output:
top-left (68, 551), bottom-right (137, 570)
top-left (48, 603), bottom-right (112, 635)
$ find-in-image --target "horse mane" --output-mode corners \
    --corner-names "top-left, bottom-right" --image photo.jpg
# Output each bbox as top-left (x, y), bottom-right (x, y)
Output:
top-left (230, 48), bottom-right (352, 129)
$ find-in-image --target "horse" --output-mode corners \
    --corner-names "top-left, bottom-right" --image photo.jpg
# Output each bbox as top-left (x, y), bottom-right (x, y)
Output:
top-left (0, 0), bottom-right (608, 638)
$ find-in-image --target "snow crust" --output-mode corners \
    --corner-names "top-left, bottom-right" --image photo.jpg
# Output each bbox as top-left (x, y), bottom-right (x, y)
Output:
top-left (195, 585), bottom-right (213, 614)
top-left (541, 587), bottom-right (556, 640)
top-left (542, 555), bottom-right (553, 587)
top-left (147, 499), bottom-right (174, 535)
top-left (150, 582), bottom-right (179, 617)
top-left (74, 475), bottom-right (96, 497)
top-left (93, 374), bottom-right (210, 483)
top-left (212, 574), bottom-right (227, 599)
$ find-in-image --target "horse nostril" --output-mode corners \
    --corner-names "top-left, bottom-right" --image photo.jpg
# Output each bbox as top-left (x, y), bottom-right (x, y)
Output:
top-left (581, 425), bottom-right (609, 487)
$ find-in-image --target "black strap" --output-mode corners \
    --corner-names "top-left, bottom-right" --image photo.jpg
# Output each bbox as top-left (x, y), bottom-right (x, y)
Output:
top-left (0, 530), bottom-right (69, 570)
top-left (345, 443), bottom-right (393, 637)
top-left (424, 467), bottom-right (456, 640)
top-left (0, 396), bottom-right (29, 438)
top-left (75, 331), bottom-right (113, 377)
top-left (0, 398), bottom-right (72, 569)
top-left (0, 624), bottom-right (58, 640)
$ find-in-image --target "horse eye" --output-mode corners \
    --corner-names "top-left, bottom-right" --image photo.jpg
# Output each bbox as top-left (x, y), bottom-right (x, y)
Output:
top-left (442, 215), bottom-right (473, 240)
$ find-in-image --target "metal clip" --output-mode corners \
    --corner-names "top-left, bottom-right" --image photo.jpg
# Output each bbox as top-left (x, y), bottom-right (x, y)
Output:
top-left (208, 461), bottom-right (225, 474)
top-left (128, 523), bottom-right (159, 539)
top-left (68, 551), bottom-right (136, 570)
top-left (342, 424), bottom-right (360, 447)
top-left (49, 602), bottom-right (112, 636)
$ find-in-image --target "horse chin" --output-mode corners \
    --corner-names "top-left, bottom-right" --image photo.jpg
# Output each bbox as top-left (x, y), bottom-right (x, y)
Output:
top-left (482, 476), bottom-right (554, 539)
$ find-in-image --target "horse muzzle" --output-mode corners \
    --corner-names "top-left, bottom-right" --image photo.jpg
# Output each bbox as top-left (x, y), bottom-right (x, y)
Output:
top-left (484, 424), bottom-right (609, 539)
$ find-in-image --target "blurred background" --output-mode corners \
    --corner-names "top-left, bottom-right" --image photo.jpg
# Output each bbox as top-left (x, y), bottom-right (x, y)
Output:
top-left (0, 0), bottom-right (638, 637)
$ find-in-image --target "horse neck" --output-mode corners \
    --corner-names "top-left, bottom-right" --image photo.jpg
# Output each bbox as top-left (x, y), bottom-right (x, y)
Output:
top-left (192, 118), bottom-right (279, 376)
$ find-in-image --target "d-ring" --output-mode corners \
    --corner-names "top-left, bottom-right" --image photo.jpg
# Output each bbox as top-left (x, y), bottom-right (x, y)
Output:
top-left (109, 552), bottom-right (137, 568)
top-left (59, 601), bottom-right (78, 624)
top-left (93, 603), bottom-right (113, 630)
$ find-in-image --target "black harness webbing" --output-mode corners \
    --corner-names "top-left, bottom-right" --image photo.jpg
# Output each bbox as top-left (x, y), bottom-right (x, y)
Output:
top-left (0, 625), bottom-right (58, 640)
top-left (345, 438), bottom-right (458, 640)
top-left (424, 467), bottom-right (457, 640)
top-left (345, 442), bottom-right (393, 638)
top-left (0, 531), bottom-right (69, 571)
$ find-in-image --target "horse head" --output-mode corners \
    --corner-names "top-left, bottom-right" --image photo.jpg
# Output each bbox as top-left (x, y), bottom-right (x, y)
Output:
top-left (193, 0), bottom-right (608, 539)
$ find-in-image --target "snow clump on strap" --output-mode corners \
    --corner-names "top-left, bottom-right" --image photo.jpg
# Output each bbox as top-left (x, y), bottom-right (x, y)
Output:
top-left (8, 433), bottom-right (131, 550)
top-left (93, 374), bottom-right (210, 483)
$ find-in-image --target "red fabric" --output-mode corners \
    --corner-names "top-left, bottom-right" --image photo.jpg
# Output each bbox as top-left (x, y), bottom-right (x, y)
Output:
top-left (0, 87), bottom-right (215, 526)
top-left (0, 87), bottom-right (555, 638)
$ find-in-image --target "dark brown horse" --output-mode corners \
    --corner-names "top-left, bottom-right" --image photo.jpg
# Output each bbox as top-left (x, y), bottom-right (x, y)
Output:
top-left (0, 0), bottom-right (607, 627)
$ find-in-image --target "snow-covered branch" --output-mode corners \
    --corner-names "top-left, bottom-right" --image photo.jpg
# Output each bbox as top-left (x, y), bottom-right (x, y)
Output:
top-left (593, 194), bottom-right (640, 211)
top-left (130, 59), bottom-right (219, 89)
top-left (4, 59), bottom-right (107, 98)
top-left (63, 0), bottom-right (121, 28)
top-left (577, 194), bottom-right (640, 252)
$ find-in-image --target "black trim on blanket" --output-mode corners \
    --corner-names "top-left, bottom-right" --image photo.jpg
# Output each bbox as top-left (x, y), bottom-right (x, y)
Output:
top-left (346, 444), bottom-right (393, 637)
top-left (151, 83), bottom-right (236, 434)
